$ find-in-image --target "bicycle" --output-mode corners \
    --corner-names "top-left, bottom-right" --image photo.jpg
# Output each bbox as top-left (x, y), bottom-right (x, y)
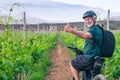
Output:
top-left (67, 46), bottom-right (107, 80)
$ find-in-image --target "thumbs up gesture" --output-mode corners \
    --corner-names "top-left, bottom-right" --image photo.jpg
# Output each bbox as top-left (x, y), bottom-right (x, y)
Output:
top-left (64, 23), bottom-right (73, 33)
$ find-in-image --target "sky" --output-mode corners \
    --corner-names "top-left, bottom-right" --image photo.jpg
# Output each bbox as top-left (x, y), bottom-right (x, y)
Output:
top-left (51, 0), bottom-right (120, 12)
top-left (0, 0), bottom-right (120, 12)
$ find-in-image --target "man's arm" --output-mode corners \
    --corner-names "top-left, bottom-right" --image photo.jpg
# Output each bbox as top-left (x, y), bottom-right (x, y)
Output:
top-left (71, 29), bottom-right (92, 39)
top-left (64, 23), bottom-right (92, 39)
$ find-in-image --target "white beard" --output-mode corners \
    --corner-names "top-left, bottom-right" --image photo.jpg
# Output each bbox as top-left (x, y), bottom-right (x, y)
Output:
top-left (86, 21), bottom-right (94, 28)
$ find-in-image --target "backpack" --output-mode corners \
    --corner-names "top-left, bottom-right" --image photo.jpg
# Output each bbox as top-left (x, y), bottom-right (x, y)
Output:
top-left (96, 25), bottom-right (116, 57)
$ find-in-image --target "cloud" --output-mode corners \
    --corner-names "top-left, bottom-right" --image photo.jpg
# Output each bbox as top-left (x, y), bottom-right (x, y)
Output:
top-left (0, 0), bottom-right (51, 5)
top-left (0, 0), bottom-right (52, 11)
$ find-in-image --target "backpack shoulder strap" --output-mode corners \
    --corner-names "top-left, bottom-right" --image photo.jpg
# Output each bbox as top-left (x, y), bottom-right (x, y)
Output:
top-left (94, 25), bottom-right (104, 55)
top-left (96, 24), bottom-right (104, 31)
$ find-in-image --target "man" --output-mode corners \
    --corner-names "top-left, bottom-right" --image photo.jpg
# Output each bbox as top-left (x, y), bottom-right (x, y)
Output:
top-left (64, 10), bottom-right (103, 80)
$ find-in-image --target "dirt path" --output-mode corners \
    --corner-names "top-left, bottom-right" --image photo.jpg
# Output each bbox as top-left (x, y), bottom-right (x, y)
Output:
top-left (45, 35), bottom-right (72, 80)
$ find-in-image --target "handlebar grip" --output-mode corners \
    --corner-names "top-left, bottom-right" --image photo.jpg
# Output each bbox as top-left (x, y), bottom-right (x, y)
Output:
top-left (67, 46), bottom-right (75, 49)
top-left (67, 46), bottom-right (83, 55)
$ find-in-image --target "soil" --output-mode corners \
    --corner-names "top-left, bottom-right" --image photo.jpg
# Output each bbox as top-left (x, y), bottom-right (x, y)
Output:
top-left (45, 35), bottom-right (72, 80)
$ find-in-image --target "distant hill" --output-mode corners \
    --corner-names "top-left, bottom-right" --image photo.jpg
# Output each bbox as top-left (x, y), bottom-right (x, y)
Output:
top-left (0, 13), bottom-right (48, 24)
top-left (17, 1), bottom-right (120, 22)
top-left (1, 0), bottom-right (120, 23)
top-left (12, 13), bottom-right (48, 24)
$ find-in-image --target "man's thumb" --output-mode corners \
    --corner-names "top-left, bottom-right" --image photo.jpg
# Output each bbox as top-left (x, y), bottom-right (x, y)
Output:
top-left (67, 23), bottom-right (70, 26)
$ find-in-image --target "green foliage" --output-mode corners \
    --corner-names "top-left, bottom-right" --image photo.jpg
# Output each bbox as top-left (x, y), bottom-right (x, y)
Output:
top-left (0, 32), bottom-right (58, 80)
top-left (29, 72), bottom-right (44, 80)
top-left (109, 25), bottom-right (117, 30)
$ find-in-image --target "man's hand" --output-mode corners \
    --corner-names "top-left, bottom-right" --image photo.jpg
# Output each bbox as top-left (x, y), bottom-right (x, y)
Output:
top-left (64, 23), bottom-right (73, 33)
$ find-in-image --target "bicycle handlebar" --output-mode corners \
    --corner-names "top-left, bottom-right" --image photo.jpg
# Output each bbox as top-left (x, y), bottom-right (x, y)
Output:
top-left (67, 46), bottom-right (83, 55)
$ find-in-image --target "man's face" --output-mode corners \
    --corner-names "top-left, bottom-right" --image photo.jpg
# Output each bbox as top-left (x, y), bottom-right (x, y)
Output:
top-left (84, 17), bottom-right (94, 28)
